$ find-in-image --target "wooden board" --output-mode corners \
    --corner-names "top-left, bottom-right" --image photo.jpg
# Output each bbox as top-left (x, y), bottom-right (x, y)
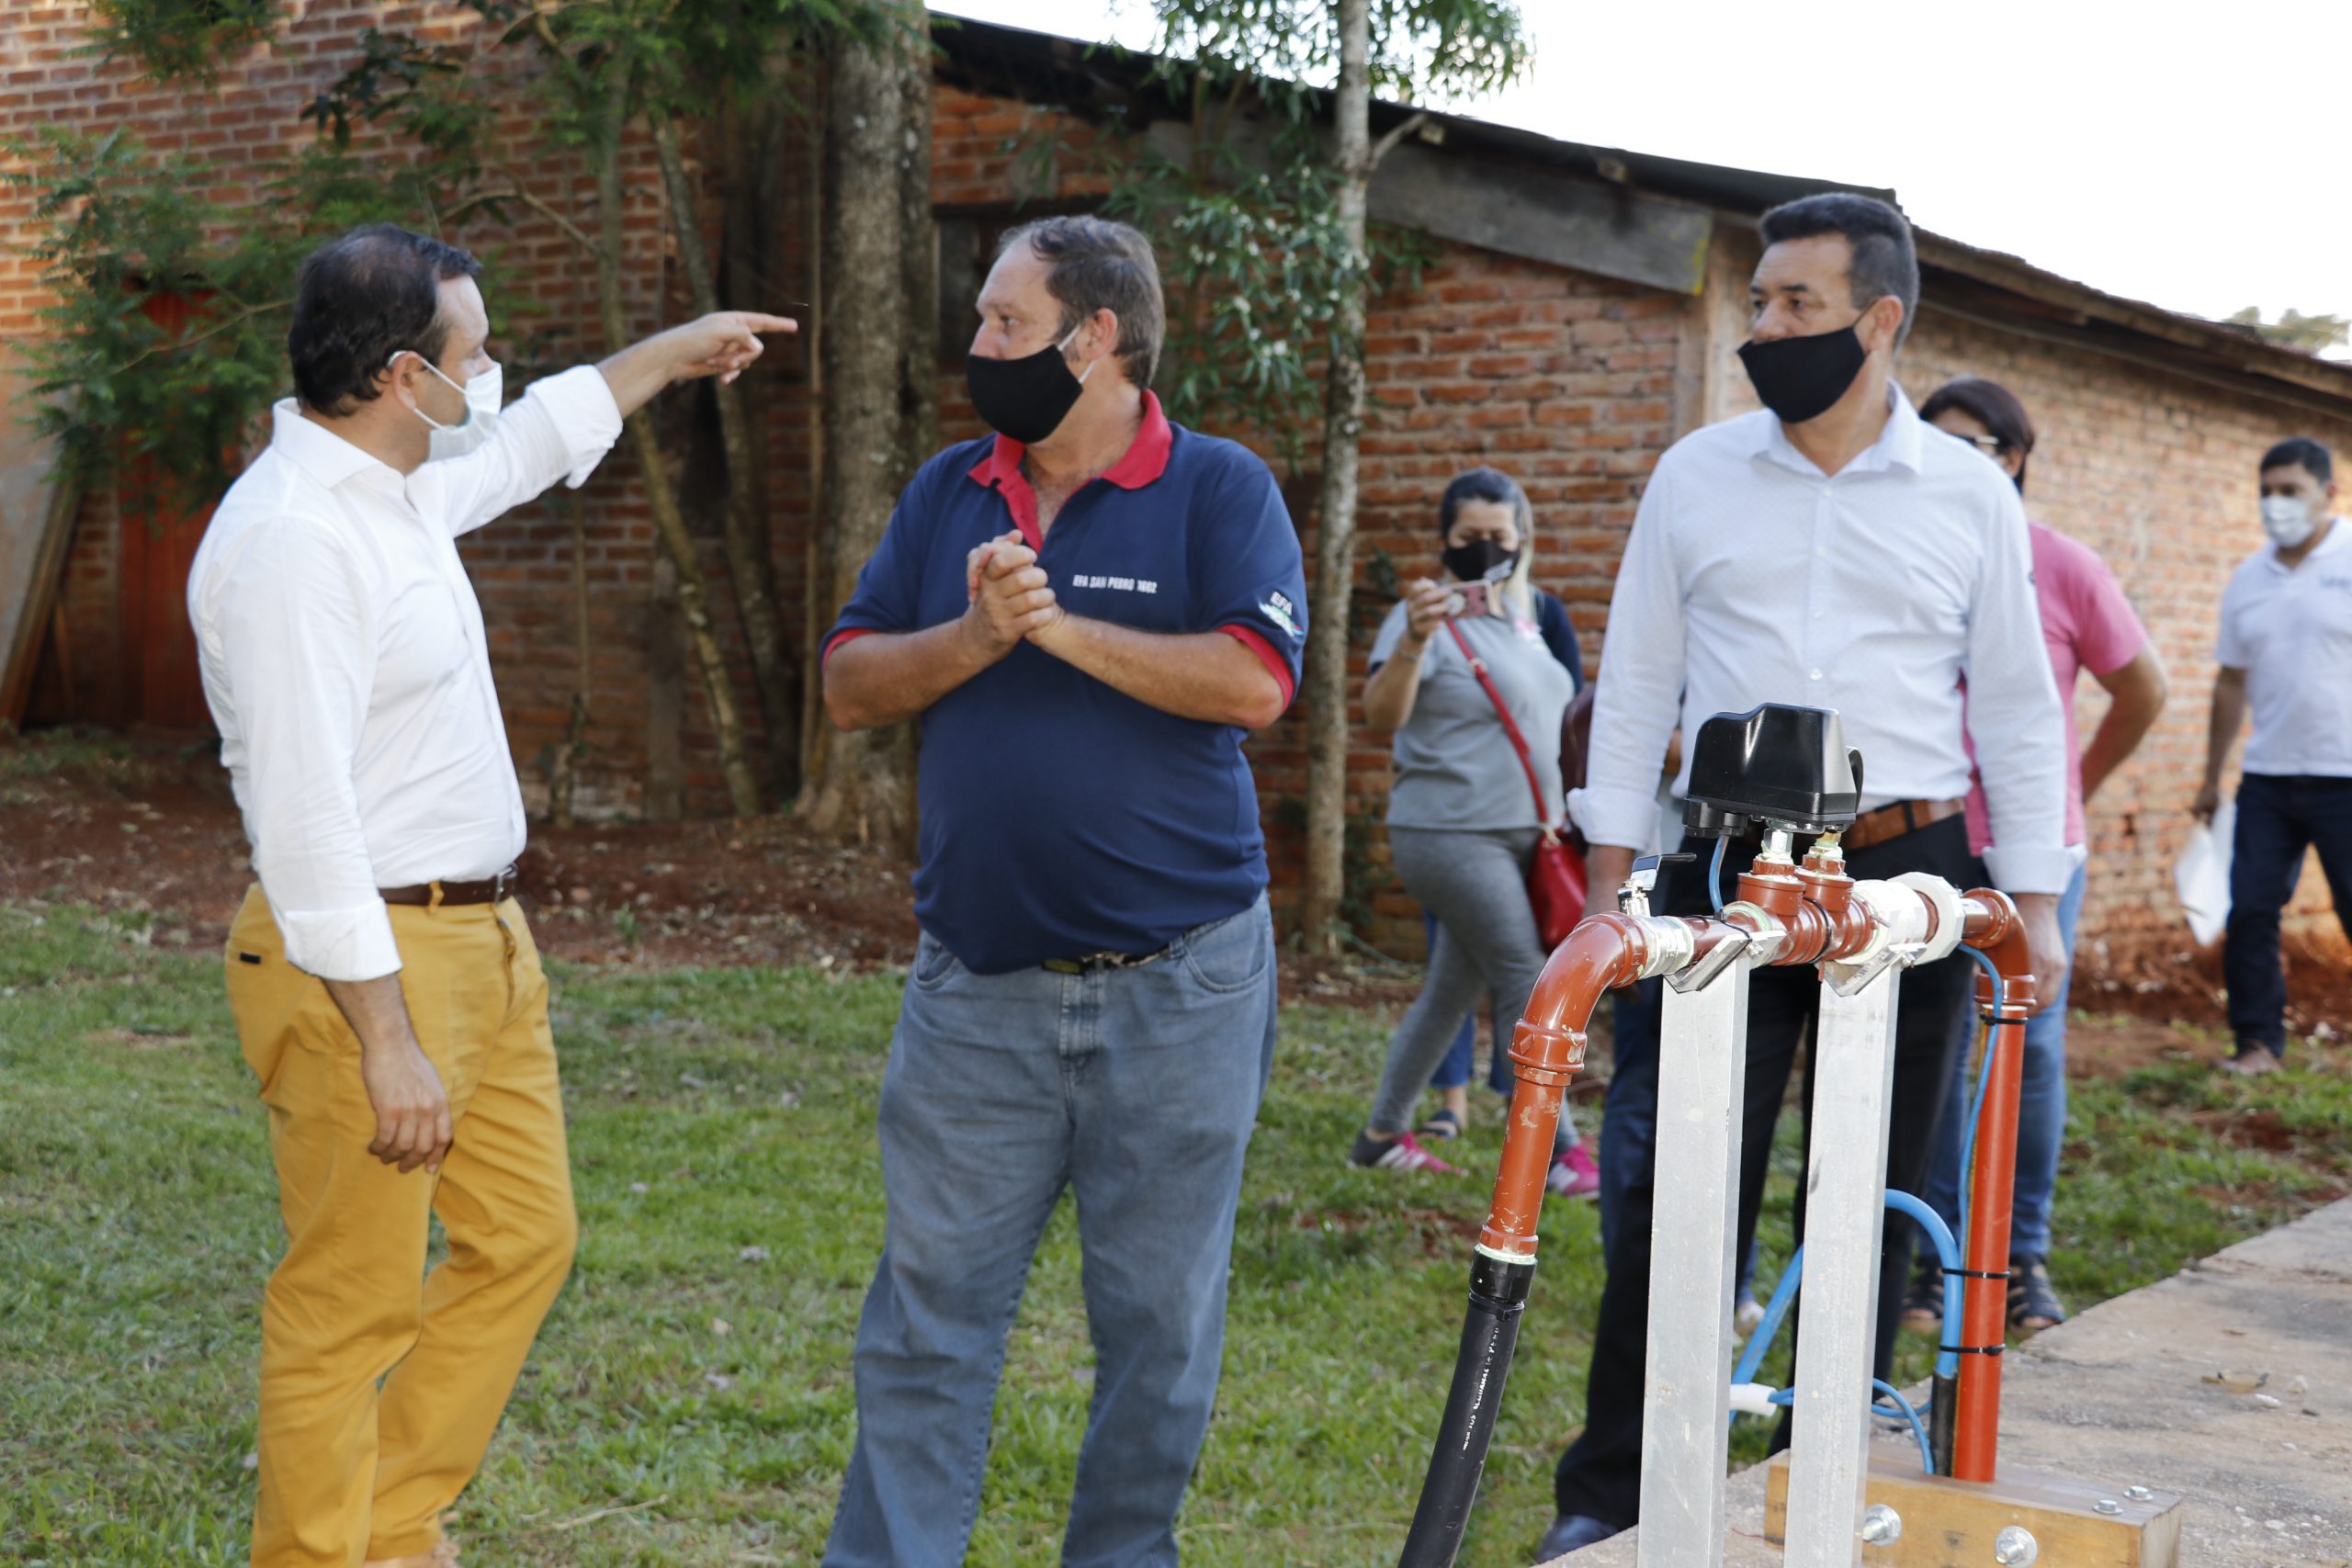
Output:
top-left (1763, 1450), bottom-right (2184, 1566)
top-left (0, 368), bottom-right (74, 729)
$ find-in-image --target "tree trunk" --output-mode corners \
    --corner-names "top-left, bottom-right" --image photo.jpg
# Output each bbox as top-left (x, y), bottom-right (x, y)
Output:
top-left (1297, 0), bottom-right (1374, 953)
top-left (898, 43), bottom-right (940, 471)
top-left (798, 29), bottom-right (920, 845)
top-left (548, 486), bottom-right (591, 829)
top-left (650, 112), bottom-right (798, 805)
top-left (591, 76), bottom-right (762, 818)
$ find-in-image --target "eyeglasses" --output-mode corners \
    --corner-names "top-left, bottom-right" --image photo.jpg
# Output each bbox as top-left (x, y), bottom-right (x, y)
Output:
top-left (1942, 430), bottom-right (2005, 455)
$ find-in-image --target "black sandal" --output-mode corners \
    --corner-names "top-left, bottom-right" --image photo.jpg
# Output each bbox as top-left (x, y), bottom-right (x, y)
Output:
top-left (1416, 1107), bottom-right (1464, 1142)
top-left (2007, 1255), bottom-right (2067, 1333)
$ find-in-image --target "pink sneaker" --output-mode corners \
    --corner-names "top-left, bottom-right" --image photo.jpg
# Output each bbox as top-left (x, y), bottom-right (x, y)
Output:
top-left (1547, 1144), bottom-right (1600, 1199)
top-left (1351, 1129), bottom-right (1463, 1175)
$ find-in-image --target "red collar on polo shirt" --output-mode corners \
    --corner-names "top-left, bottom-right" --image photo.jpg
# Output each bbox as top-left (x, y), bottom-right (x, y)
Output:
top-left (967, 391), bottom-right (1173, 551)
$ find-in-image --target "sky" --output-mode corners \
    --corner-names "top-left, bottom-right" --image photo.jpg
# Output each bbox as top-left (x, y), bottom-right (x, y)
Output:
top-left (935, 0), bottom-right (2352, 346)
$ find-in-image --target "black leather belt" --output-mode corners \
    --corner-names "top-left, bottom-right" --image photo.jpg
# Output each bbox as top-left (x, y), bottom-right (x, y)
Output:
top-left (1043, 946), bottom-right (1170, 975)
top-left (379, 865), bottom-right (519, 908)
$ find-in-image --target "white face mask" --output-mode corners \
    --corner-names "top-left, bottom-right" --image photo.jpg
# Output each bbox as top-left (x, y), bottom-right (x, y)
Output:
top-left (2261, 493), bottom-right (2318, 548)
top-left (392, 350), bottom-right (503, 461)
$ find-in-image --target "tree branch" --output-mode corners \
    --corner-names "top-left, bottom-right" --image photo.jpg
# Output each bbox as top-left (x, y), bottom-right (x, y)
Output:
top-left (1366, 109), bottom-right (1430, 172)
top-left (471, 179), bottom-right (599, 256)
top-left (109, 298), bottom-right (290, 376)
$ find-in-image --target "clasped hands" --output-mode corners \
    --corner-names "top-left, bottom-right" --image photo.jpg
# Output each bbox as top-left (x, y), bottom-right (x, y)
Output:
top-left (962, 529), bottom-right (1068, 656)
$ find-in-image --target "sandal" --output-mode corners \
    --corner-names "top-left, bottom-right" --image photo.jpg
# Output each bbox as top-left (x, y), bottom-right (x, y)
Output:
top-left (1416, 1108), bottom-right (1464, 1142)
top-left (2007, 1255), bottom-right (2067, 1334)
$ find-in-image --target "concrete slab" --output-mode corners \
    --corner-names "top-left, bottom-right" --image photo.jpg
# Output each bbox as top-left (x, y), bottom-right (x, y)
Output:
top-left (1547, 1197), bottom-right (2352, 1567)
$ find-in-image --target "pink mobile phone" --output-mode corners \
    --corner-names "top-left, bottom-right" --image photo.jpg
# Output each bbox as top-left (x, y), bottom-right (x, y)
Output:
top-left (1456, 581), bottom-right (1489, 617)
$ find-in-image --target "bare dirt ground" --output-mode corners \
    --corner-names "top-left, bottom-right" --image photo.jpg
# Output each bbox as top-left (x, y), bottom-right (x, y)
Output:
top-left (0, 729), bottom-right (1427, 1010)
top-left (5, 728), bottom-right (2342, 1036)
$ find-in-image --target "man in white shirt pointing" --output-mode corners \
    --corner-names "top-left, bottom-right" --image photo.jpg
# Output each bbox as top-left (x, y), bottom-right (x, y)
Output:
top-left (1538, 194), bottom-right (2070, 1558)
top-left (188, 222), bottom-right (792, 1568)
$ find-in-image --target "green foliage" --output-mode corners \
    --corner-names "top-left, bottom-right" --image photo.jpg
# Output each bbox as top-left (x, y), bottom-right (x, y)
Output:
top-left (2224, 304), bottom-right (2351, 355)
top-left (1150, 0), bottom-right (1529, 106)
top-left (1017, 3), bottom-right (1521, 465)
top-left (1102, 148), bottom-right (1380, 464)
top-left (79, 0), bottom-right (277, 84)
top-left (0, 128), bottom-right (470, 503)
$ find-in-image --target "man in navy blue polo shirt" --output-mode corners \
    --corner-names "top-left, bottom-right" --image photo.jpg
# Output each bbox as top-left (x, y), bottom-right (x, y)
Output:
top-left (819, 215), bottom-right (1305, 1568)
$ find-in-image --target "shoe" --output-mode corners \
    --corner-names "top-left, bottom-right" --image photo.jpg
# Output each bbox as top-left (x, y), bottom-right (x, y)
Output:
top-left (1351, 1128), bottom-right (1462, 1175)
top-left (2220, 1044), bottom-right (2283, 1076)
top-left (1546, 1144), bottom-right (1601, 1199)
top-left (1536, 1512), bottom-right (1623, 1559)
top-left (1417, 1107), bottom-right (1464, 1141)
top-left (1734, 1288), bottom-right (1766, 1337)
top-left (1899, 1251), bottom-right (1943, 1332)
top-left (2007, 1255), bottom-right (2067, 1334)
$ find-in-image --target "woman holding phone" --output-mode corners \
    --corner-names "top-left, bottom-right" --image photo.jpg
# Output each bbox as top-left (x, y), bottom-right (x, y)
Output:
top-left (1348, 468), bottom-right (1594, 1191)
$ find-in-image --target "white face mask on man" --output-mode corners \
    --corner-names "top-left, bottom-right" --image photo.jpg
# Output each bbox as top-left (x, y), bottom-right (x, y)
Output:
top-left (2260, 493), bottom-right (2319, 548)
top-left (391, 349), bottom-right (503, 461)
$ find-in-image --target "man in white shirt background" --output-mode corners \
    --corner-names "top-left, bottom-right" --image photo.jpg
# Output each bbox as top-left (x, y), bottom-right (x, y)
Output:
top-left (187, 222), bottom-right (792, 1568)
top-left (2193, 437), bottom-right (2352, 1076)
top-left (1540, 194), bottom-right (2071, 1558)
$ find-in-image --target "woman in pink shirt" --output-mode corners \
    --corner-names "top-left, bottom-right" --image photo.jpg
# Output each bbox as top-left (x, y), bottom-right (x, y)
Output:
top-left (1908, 377), bottom-right (2169, 1333)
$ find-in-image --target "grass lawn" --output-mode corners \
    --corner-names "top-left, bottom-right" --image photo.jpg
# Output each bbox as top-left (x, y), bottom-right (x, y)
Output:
top-left (3, 900), bottom-right (2346, 1566)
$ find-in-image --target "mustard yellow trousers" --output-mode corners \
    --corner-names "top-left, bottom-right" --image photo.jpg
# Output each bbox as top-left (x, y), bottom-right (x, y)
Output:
top-left (225, 886), bottom-right (576, 1567)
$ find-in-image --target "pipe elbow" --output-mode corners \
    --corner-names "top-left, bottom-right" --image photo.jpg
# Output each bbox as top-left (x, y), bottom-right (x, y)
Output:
top-left (1521, 913), bottom-right (1648, 1039)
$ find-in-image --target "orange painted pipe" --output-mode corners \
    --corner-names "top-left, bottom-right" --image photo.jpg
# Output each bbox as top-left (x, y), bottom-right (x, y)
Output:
top-left (1951, 891), bottom-right (2035, 1483)
top-left (1479, 913), bottom-right (1656, 1258)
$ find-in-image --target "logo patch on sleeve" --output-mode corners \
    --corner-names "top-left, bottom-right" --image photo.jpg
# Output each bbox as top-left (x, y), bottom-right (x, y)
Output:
top-left (1260, 591), bottom-right (1301, 640)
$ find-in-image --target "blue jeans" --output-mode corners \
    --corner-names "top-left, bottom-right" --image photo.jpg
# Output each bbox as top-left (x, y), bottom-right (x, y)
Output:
top-left (1921, 861), bottom-right (2086, 1262)
top-left (825, 897), bottom-right (1279, 1568)
top-left (2224, 773), bottom-right (2352, 1056)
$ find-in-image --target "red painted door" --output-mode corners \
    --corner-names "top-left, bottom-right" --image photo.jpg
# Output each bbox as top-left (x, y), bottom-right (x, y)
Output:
top-left (118, 289), bottom-right (230, 730)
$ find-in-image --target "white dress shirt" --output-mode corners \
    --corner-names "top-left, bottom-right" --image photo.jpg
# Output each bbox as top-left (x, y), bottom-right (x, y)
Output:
top-left (1567, 383), bottom-right (2071, 895)
top-left (2216, 517), bottom-right (2352, 778)
top-left (188, 367), bottom-right (624, 981)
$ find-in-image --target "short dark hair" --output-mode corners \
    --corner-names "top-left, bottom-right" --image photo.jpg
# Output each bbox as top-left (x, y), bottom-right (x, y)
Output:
top-left (1757, 192), bottom-right (1920, 347)
top-left (2260, 435), bottom-right (2334, 484)
top-left (289, 223), bottom-right (482, 416)
top-left (1920, 376), bottom-right (2037, 494)
top-left (997, 216), bottom-right (1165, 389)
top-left (1438, 466), bottom-right (1532, 539)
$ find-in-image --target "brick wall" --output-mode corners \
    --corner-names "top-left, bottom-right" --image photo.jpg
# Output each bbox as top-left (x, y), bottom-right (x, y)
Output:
top-left (1900, 313), bottom-right (2351, 949)
top-left (5, 10), bottom-right (2336, 956)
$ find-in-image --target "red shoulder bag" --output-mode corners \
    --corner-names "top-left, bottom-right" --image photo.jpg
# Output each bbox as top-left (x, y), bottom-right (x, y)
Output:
top-left (1442, 621), bottom-right (1588, 950)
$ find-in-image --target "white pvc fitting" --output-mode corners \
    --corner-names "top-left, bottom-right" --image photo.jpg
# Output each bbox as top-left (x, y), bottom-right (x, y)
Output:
top-left (1891, 871), bottom-right (1966, 963)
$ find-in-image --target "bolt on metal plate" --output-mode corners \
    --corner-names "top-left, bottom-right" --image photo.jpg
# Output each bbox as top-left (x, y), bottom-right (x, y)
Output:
top-left (2094, 1497), bottom-right (2123, 1515)
top-left (1993, 1525), bottom-right (2040, 1564)
top-left (2123, 1484), bottom-right (2154, 1501)
top-left (1859, 1503), bottom-right (1902, 1545)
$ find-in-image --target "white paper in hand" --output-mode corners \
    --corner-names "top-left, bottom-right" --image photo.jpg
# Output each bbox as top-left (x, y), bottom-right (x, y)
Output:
top-left (2174, 795), bottom-right (2234, 948)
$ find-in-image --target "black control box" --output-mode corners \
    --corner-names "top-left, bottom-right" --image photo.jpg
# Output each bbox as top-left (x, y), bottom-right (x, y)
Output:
top-left (1681, 704), bottom-right (1863, 840)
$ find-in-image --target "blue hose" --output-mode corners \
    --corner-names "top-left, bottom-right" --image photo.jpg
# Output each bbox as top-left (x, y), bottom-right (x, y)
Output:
top-left (1871, 1379), bottom-right (1936, 1472)
top-left (1730, 1241), bottom-right (1804, 1390)
top-left (1881, 1190), bottom-right (1961, 1382)
top-left (1758, 1382), bottom-right (1935, 1473)
top-left (1708, 835), bottom-right (1728, 913)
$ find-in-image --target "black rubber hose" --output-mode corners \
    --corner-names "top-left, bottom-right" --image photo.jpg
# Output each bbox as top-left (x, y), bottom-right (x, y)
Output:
top-left (1397, 1251), bottom-right (1536, 1568)
top-left (1929, 1371), bottom-right (1957, 1476)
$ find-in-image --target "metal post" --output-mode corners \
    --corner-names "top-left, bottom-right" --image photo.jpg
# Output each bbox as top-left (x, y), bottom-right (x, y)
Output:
top-left (1782, 966), bottom-right (1902, 1568)
top-left (1635, 954), bottom-right (1753, 1568)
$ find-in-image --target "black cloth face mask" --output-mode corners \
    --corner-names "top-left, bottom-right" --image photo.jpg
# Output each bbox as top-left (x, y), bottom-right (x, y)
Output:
top-left (966, 324), bottom-right (1090, 445)
top-left (1736, 323), bottom-right (1868, 425)
top-left (1441, 536), bottom-right (1517, 583)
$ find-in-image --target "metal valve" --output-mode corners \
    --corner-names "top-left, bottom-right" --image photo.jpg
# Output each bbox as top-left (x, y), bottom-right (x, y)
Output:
top-left (1618, 852), bottom-right (1692, 919)
top-left (1993, 1525), bottom-right (2040, 1563)
top-left (1859, 1504), bottom-right (1902, 1545)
